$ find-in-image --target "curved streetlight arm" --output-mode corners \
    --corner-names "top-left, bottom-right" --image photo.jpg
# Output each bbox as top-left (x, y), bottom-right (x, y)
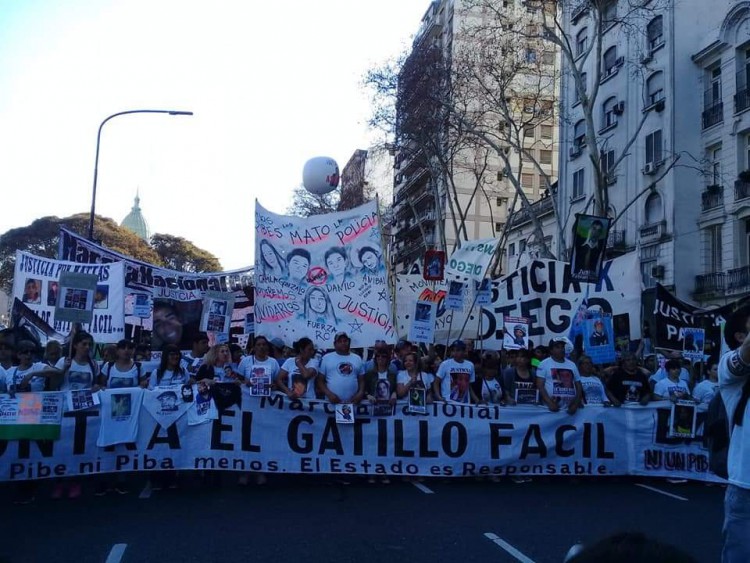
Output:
top-left (87, 109), bottom-right (193, 240)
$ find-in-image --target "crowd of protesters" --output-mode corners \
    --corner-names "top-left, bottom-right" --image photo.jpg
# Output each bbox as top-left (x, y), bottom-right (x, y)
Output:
top-left (0, 326), bottom-right (720, 503)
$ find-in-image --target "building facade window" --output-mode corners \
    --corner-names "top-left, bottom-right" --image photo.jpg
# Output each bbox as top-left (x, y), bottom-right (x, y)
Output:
top-left (602, 96), bottom-right (618, 128)
top-left (541, 124), bottom-right (553, 139)
top-left (509, 242), bottom-right (515, 256)
top-left (710, 146), bottom-right (722, 186)
top-left (573, 168), bottom-right (585, 199)
top-left (574, 120), bottom-right (586, 148)
top-left (495, 222), bottom-right (505, 232)
top-left (647, 16), bottom-right (663, 51)
top-left (602, 1), bottom-right (617, 29)
top-left (646, 72), bottom-right (665, 106)
top-left (576, 28), bottom-right (588, 57)
top-left (645, 129), bottom-right (663, 165)
top-left (705, 224), bottom-right (723, 273)
top-left (603, 46), bottom-right (619, 77)
top-left (542, 51), bottom-right (555, 65)
top-left (641, 260), bottom-right (657, 289)
top-left (524, 126), bottom-right (535, 138)
top-left (540, 149), bottom-right (552, 165)
top-left (522, 173), bottom-right (535, 190)
top-left (645, 193), bottom-right (662, 224)
top-left (601, 149), bottom-right (615, 179)
top-left (519, 239), bottom-right (527, 253)
top-left (703, 65), bottom-right (724, 128)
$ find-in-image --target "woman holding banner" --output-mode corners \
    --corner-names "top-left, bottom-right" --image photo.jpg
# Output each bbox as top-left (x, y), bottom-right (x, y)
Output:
top-left (149, 344), bottom-right (192, 389)
top-left (6, 340), bottom-right (58, 392)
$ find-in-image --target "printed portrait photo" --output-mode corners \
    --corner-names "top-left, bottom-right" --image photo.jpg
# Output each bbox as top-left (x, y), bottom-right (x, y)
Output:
top-left (22, 278), bottom-right (42, 305)
top-left (46, 281), bottom-right (59, 307)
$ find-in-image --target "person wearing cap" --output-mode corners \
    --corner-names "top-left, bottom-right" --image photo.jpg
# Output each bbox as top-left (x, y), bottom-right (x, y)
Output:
top-left (433, 340), bottom-right (482, 404)
top-left (5, 340), bottom-right (59, 393)
top-left (317, 332), bottom-right (365, 404)
top-left (99, 339), bottom-right (145, 389)
top-left (603, 352), bottom-right (653, 405)
top-left (536, 338), bottom-right (583, 414)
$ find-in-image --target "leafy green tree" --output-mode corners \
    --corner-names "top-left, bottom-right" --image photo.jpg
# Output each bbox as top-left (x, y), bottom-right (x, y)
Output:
top-left (150, 233), bottom-right (222, 272)
top-left (0, 213), bottom-right (221, 292)
top-left (287, 184), bottom-right (339, 217)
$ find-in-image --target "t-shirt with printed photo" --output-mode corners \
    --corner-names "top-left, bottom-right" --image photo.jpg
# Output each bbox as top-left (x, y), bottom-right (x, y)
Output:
top-left (693, 379), bottom-right (718, 404)
top-left (6, 362), bottom-right (50, 392)
top-left (319, 352), bottom-right (364, 402)
top-left (480, 378), bottom-right (503, 404)
top-left (280, 357), bottom-right (319, 399)
top-left (436, 359), bottom-right (475, 404)
top-left (654, 377), bottom-right (691, 401)
top-left (536, 357), bottom-right (580, 407)
top-left (607, 368), bottom-right (651, 403)
top-left (580, 375), bottom-right (607, 405)
top-left (149, 368), bottom-right (190, 390)
top-left (104, 363), bottom-right (141, 389)
top-left (55, 358), bottom-right (98, 391)
top-left (239, 356), bottom-right (280, 385)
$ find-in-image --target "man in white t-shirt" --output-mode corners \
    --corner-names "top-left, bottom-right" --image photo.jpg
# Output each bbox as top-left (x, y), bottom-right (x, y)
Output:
top-left (536, 338), bottom-right (582, 414)
top-left (317, 332), bottom-right (365, 404)
top-left (433, 340), bottom-right (482, 404)
top-left (183, 333), bottom-right (210, 375)
top-left (719, 305), bottom-right (750, 561)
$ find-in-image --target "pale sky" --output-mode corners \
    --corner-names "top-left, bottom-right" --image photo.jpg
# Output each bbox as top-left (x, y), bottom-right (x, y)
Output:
top-left (0, 0), bottom-right (427, 270)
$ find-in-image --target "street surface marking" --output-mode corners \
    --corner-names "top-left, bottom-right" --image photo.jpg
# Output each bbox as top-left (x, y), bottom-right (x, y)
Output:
top-left (484, 533), bottom-right (535, 563)
top-left (138, 481), bottom-right (152, 499)
top-left (412, 481), bottom-right (435, 494)
top-left (635, 483), bottom-right (688, 501)
top-left (105, 543), bottom-right (127, 563)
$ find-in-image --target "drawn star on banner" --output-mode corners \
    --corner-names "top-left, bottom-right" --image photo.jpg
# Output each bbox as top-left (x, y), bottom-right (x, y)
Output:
top-left (378, 288), bottom-right (388, 302)
top-left (348, 319), bottom-right (364, 334)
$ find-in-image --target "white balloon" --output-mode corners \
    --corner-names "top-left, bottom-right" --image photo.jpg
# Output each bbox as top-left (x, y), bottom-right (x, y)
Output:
top-left (303, 157), bottom-right (340, 195)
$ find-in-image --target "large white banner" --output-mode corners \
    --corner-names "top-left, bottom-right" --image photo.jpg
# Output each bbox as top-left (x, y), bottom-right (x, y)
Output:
top-left (396, 276), bottom-right (480, 343)
top-left (445, 238), bottom-right (499, 282)
top-left (57, 228), bottom-right (254, 348)
top-left (479, 252), bottom-right (642, 349)
top-left (254, 200), bottom-right (395, 348)
top-left (396, 253), bottom-right (641, 347)
top-left (0, 393), bottom-right (719, 483)
top-left (13, 251), bottom-right (126, 343)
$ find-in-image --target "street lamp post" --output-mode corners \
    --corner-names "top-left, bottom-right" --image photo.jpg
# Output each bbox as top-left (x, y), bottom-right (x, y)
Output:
top-left (87, 109), bottom-right (193, 241)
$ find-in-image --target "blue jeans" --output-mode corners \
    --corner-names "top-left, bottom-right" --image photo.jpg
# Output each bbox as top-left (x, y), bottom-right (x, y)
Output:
top-left (723, 484), bottom-right (750, 562)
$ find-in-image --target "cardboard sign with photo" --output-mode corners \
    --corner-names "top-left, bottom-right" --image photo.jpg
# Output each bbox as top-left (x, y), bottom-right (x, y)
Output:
top-left (570, 214), bottom-right (611, 284)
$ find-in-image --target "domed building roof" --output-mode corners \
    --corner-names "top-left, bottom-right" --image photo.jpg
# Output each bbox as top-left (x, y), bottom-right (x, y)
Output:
top-left (120, 192), bottom-right (150, 241)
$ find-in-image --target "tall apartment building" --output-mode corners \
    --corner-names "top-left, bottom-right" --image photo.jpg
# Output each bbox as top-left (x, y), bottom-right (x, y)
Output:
top-left (550, 0), bottom-right (729, 309)
top-left (691, 2), bottom-right (750, 306)
top-left (390, 0), bottom-right (559, 274)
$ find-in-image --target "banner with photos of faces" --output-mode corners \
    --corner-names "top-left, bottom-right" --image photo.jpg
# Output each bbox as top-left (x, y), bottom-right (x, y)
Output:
top-left (13, 250), bottom-right (125, 343)
top-left (254, 200), bottom-right (395, 349)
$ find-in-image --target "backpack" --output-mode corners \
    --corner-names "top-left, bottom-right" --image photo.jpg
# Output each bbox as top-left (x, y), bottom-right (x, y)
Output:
top-left (706, 380), bottom-right (750, 479)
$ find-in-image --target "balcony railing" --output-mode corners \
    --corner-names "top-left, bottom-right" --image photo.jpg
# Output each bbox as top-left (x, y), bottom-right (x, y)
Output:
top-left (509, 195), bottom-right (556, 227)
top-left (702, 102), bottom-right (723, 129)
top-left (736, 180), bottom-right (750, 201)
top-left (639, 220), bottom-right (666, 240)
top-left (701, 186), bottom-right (723, 211)
top-left (695, 272), bottom-right (725, 295)
top-left (736, 69), bottom-right (749, 113)
top-left (736, 89), bottom-right (750, 113)
top-left (728, 266), bottom-right (750, 292)
top-left (606, 229), bottom-right (626, 250)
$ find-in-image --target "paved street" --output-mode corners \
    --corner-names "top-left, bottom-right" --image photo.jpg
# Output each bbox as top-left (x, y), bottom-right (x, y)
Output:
top-left (0, 475), bottom-right (724, 562)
